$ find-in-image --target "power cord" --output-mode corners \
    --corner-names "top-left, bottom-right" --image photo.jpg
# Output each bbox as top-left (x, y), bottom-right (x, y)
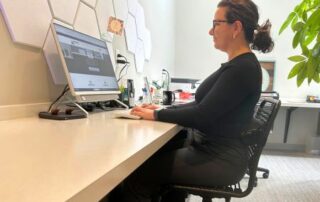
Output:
top-left (48, 85), bottom-right (70, 112)
top-left (116, 54), bottom-right (130, 82)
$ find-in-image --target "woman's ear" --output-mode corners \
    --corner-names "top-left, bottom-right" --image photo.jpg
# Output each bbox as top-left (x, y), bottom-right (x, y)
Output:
top-left (233, 20), bottom-right (243, 39)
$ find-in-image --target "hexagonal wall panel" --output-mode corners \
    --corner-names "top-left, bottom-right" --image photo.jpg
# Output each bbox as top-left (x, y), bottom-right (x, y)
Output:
top-left (127, 0), bottom-right (138, 16)
top-left (125, 14), bottom-right (138, 54)
top-left (52, 19), bottom-right (74, 29)
top-left (48, 0), bottom-right (79, 25)
top-left (135, 39), bottom-right (145, 73)
top-left (81, 0), bottom-right (96, 8)
top-left (113, 0), bottom-right (129, 25)
top-left (74, 2), bottom-right (100, 39)
top-left (43, 19), bottom-right (73, 85)
top-left (106, 42), bottom-right (116, 70)
top-left (96, 0), bottom-right (115, 42)
top-left (43, 26), bottom-right (67, 85)
top-left (143, 29), bottom-right (152, 61)
top-left (135, 3), bottom-right (146, 40)
top-left (0, 0), bottom-right (52, 48)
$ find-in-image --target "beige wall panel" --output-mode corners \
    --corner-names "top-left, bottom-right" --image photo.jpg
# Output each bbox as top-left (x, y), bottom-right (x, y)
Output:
top-left (82, 0), bottom-right (96, 8)
top-left (106, 42), bottom-right (116, 71)
top-left (0, 13), bottom-right (61, 106)
top-left (48, 0), bottom-right (80, 25)
top-left (124, 14), bottom-right (138, 53)
top-left (43, 27), bottom-right (67, 85)
top-left (96, 0), bottom-right (115, 42)
top-left (135, 3), bottom-right (146, 40)
top-left (0, 0), bottom-right (52, 48)
top-left (52, 19), bottom-right (74, 29)
top-left (113, 0), bottom-right (129, 25)
top-left (74, 3), bottom-right (100, 39)
top-left (134, 39), bottom-right (145, 73)
top-left (127, 0), bottom-right (138, 16)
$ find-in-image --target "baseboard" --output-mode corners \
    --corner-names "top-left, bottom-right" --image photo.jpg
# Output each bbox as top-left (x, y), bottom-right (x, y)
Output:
top-left (265, 143), bottom-right (305, 152)
top-left (0, 102), bottom-right (50, 121)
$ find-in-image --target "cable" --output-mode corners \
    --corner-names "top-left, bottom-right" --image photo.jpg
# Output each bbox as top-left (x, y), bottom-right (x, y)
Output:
top-left (116, 54), bottom-right (130, 82)
top-left (117, 63), bottom-right (129, 82)
top-left (47, 85), bottom-right (70, 112)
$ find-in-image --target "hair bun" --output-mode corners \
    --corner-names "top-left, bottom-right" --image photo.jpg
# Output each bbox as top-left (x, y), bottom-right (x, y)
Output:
top-left (251, 20), bottom-right (274, 53)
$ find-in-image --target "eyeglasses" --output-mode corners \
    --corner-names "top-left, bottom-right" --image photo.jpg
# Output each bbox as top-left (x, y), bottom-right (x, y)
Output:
top-left (212, 20), bottom-right (230, 29)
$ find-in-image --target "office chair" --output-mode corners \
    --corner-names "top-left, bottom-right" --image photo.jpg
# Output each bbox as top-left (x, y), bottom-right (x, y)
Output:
top-left (254, 91), bottom-right (280, 184)
top-left (154, 98), bottom-right (281, 202)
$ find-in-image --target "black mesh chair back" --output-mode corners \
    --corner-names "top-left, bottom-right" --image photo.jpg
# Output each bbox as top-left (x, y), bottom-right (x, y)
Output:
top-left (261, 91), bottom-right (279, 99)
top-left (158, 98), bottom-right (281, 202)
top-left (253, 91), bottom-right (280, 181)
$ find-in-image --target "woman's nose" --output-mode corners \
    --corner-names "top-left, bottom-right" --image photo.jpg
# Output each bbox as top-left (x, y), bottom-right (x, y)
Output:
top-left (209, 28), bottom-right (214, 36)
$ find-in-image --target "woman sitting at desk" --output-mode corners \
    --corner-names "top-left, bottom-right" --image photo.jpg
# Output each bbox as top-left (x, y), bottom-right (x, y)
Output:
top-left (110, 0), bottom-right (274, 201)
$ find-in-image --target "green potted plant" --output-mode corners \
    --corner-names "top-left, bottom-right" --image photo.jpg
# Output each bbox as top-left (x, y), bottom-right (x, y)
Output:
top-left (279, 0), bottom-right (320, 87)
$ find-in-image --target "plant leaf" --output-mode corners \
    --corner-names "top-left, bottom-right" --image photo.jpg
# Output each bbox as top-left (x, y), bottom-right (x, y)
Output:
top-left (302, 11), bottom-right (308, 22)
top-left (312, 42), bottom-right (320, 57)
top-left (301, 45), bottom-right (310, 56)
top-left (297, 67), bottom-right (307, 86)
top-left (293, 22), bottom-right (305, 31)
top-left (293, 31), bottom-right (302, 48)
top-left (288, 61), bottom-right (306, 79)
top-left (307, 59), bottom-right (315, 83)
top-left (288, 55), bottom-right (306, 62)
top-left (279, 12), bottom-right (296, 34)
top-left (291, 15), bottom-right (299, 31)
top-left (313, 73), bottom-right (320, 83)
top-left (303, 32), bottom-right (317, 46)
top-left (306, 8), bottom-right (320, 26)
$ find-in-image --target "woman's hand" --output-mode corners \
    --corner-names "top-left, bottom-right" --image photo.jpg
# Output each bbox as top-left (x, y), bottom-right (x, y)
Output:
top-left (131, 106), bottom-right (155, 120)
top-left (140, 104), bottom-right (160, 110)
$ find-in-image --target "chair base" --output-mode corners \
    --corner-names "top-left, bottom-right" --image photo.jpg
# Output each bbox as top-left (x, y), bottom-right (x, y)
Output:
top-left (257, 167), bottom-right (269, 178)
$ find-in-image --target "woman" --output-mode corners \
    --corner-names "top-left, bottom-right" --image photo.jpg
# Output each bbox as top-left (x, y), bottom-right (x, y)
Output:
top-left (110, 0), bottom-right (274, 201)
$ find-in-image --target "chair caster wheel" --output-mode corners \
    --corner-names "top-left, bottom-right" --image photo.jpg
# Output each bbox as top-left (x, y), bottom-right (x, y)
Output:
top-left (253, 180), bottom-right (257, 187)
top-left (263, 173), bottom-right (269, 179)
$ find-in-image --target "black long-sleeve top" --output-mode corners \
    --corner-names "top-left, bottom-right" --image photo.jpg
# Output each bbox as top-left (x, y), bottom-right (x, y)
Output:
top-left (155, 52), bottom-right (262, 141)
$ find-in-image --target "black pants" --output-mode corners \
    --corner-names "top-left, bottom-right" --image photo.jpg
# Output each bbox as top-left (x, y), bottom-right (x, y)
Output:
top-left (107, 129), bottom-right (248, 202)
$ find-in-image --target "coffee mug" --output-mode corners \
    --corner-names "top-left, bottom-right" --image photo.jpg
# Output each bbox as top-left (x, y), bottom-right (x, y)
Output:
top-left (162, 90), bottom-right (175, 105)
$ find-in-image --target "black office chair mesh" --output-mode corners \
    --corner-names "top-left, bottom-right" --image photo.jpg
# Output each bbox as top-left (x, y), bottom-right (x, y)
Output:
top-left (254, 91), bottom-right (280, 184)
top-left (155, 98), bottom-right (281, 202)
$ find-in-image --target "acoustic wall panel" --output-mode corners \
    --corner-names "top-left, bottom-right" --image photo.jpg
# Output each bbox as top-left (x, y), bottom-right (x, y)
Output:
top-left (135, 3), bottom-right (146, 40)
top-left (125, 14), bottom-right (138, 54)
top-left (106, 42), bottom-right (116, 70)
top-left (143, 29), bottom-right (152, 61)
top-left (81, 0), bottom-right (96, 8)
top-left (43, 27), bottom-right (67, 85)
top-left (74, 3), bottom-right (100, 39)
top-left (52, 19), bottom-right (74, 29)
top-left (135, 39), bottom-right (145, 73)
top-left (48, 0), bottom-right (80, 25)
top-left (0, 0), bottom-right (52, 48)
top-left (96, 0), bottom-right (115, 42)
top-left (127, 0), bottom-right (138, 16)
top-left (113, 0), bottom-right (129, 25)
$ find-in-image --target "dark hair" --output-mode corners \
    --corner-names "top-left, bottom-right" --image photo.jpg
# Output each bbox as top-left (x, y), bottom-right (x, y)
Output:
top-left (218, 0), bottom-right (274, 53)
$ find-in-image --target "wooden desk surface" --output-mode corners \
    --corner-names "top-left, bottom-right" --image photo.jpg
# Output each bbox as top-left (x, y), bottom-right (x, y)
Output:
top-left (0, 112), bottom-right (181, 202)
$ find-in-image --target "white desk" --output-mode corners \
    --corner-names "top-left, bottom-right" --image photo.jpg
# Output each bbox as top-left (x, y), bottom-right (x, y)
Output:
top-left (280, 99), bottom-right (320, 143)
top-left (0, 112), bottom-right (181, 202)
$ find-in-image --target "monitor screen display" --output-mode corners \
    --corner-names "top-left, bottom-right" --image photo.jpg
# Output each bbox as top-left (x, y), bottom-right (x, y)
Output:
top-left (53, 23), bottom-right (119, 93)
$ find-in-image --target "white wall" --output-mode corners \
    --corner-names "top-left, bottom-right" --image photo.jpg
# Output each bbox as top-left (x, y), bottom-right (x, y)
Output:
top-left (174, 0), bottom-right (320, 99)
top-left (114, 0), bottom-right (176, 98)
